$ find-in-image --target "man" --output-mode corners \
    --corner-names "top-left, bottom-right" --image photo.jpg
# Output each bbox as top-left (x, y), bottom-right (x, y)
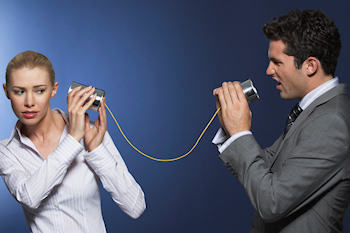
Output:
top-left (212, 10), bottom-right (350, 232)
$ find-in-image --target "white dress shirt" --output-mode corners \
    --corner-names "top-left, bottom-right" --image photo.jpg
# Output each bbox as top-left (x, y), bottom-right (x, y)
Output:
top-left (212, 77), bottom-right (339, 153)
top-left (0, 108), bottom-right (146, 233)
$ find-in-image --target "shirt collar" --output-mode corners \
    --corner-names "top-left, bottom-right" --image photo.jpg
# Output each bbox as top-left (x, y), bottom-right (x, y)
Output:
top-left (299, 77), bottom-right (339, 110)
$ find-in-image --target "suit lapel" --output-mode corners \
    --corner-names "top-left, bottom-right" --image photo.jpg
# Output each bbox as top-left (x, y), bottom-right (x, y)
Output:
top-left (270, 84), bottom-right (348, 166)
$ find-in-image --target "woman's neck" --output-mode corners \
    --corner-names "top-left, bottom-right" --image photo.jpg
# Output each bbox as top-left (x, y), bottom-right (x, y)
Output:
top-left (21, 109), bottom-right (65, 143)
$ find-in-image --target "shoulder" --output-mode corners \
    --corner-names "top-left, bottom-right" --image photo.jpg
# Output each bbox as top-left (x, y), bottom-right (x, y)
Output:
top-left (313, 93), bottom-right (350, 121)
top-left (0, 137), bottom-right (9, 145)
top-left (52, 108), bottom-right (69, 123)
top-left (0, 137), bottom-right (14, 159)
top-left (0, 139), bottom-right (8, 150)
top-left (305, 83), bottom-right (350, 122)
top-left (0, 124), bottom-right (19, 149)
top-left (305, 95), bottom-right (350, 130)
top-left (298, 96), bottom-right (350, 144)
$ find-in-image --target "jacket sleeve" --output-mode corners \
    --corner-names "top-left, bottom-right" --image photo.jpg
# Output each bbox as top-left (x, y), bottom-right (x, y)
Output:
top-left (219, 112), bottom-right (350, 222)
top-left (83, 131), bottom-right (146, 219)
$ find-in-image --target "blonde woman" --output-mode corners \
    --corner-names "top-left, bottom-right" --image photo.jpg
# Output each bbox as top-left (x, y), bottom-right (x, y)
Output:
top-left (0, 51), bottom-right (146, 232)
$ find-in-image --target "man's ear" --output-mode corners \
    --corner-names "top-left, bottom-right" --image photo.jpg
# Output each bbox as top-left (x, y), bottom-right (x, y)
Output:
top-left (51, 82), bottom-right (59, 98)
top-left (3, 83), bottom-right (10, 99)
top-left (305, 57), bottom-right (318, 76)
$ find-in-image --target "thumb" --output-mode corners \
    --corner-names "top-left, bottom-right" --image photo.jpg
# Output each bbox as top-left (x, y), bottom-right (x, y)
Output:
top-left (85, 113), bottom-right (91, 129)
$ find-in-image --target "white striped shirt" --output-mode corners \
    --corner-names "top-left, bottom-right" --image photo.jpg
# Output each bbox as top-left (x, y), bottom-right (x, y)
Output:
top-left (0, 108), bottom-right (146, 233)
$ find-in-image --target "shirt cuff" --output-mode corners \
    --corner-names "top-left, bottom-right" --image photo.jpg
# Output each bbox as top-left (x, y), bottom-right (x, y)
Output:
top-left (212, 127), bottom-right (229, 145)
top-left (212, 129), bottom-right (252, 153)
top-left (53, 134), bottom-right (84, 165)
top-left (83, 143), bottom-right (117, 173)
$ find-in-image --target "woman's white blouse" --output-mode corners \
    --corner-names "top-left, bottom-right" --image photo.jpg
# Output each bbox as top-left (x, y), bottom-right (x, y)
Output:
top-left (0, 108), bottom-right (146, 233)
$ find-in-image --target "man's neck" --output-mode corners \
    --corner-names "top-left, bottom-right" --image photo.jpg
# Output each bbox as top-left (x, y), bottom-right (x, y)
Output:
top-left (308, 74), bottom-right (334, 94)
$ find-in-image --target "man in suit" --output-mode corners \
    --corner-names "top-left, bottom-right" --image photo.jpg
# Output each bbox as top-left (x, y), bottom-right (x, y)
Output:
top-left (212, 10), bottom-right (350, 232)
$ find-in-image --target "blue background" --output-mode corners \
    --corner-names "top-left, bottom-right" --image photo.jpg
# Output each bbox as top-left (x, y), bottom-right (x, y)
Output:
top-left (1, 0), bottom-right (350, 232)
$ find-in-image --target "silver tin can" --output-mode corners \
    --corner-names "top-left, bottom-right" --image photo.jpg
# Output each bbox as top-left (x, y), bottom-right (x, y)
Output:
top-left (240, 79), bottom-right (260, 103)
top-left (68, 82), bottom-right (105, 111)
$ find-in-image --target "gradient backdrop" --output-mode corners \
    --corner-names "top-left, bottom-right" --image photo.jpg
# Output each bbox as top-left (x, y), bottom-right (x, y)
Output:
top-left (1, 1), bottom-right (350, 232)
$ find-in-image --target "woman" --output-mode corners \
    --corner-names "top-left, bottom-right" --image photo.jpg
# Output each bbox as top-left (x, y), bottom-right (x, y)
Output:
top-left (0, 51), bottom-right (146, 232)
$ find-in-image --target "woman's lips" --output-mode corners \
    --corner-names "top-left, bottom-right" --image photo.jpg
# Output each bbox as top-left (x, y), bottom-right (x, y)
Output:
top-left (22, 111), bottom-right (38, 118)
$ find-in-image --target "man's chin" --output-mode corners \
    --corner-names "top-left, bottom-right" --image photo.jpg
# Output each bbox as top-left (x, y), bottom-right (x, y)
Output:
top-left (280, 92), bottom-right (291, 100)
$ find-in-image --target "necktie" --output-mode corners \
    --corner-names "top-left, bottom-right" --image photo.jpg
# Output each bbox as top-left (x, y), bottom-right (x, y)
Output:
top-left (283, 103), bottom-right (303, 138)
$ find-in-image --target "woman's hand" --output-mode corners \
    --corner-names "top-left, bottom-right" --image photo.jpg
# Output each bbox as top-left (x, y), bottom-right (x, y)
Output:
top-left (67, 86), bottom-right (97, 142)
top-left (84, 97), bottom-right (107, 151)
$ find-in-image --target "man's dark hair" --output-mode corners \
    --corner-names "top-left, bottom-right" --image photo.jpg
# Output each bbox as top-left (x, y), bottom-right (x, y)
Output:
top-left (263, 10), bottom-right (341, 76)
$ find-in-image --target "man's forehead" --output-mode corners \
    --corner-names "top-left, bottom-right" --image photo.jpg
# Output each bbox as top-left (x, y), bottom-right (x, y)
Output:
top-left (268, 40), bottom-right (286, 52)
top-left (268, 40), bottom-right (293, 59)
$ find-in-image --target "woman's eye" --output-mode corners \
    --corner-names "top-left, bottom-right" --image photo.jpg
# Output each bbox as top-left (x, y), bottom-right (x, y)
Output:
top-left (14, 90), bottom-right (24, 95)
top-left (37, 89), bottom-right (45, 94)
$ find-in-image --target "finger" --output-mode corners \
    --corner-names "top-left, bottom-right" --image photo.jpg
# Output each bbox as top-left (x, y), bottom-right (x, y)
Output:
top-left (94, 99), bottom-right (106, 134)
top-left (99, 97), bottom-right (107, 126)
top-left (222, 82), bottom-right (234, 107)
top-left (233, 82), bottom-right (247, 103)
top-left (81, 93), bottom-right (97, 112)
top-left (69, 86), bottom-right (88, 102)
top-left (85, 113), bottom-right (91, 129)
top-left (73, 87), bottom-right (95, 111)
top-left (217, 85), bottom-right (227, 110)
top-left (227, 82), bottom-right (240, 103)
top-left (216, 96), bottom-right (223, 120)
top-left (69, 86), bottom-right (93, 111)
top-left (67, 86), bottom-right (82, 107)
top-left (94, 114), bottom-right (100, 129)
top-left (75, 87), bottom-right (95, 108)
top-left (100, 97), bottom-right (106, 111)
top-left (68, 86), bottom-right (82, 98)
top-left (216, 95), bottom-right (221, 108)
top-left (213, 87), bottom-right (222, 96)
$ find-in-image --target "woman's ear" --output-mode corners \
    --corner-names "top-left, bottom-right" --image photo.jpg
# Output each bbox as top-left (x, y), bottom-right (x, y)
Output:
top-left (3, 83), bottom-right (10, 99)
top-left (51, 82), bottom-right (59, 98)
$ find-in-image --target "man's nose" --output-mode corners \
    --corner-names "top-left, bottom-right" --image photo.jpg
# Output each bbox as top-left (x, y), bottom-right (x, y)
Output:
top-left (266, 61), bottom-right (276, 76)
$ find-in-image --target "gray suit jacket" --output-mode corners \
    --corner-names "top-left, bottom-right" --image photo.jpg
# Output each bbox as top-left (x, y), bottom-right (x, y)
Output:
top-left (219, 84), bottom-right (350, 232)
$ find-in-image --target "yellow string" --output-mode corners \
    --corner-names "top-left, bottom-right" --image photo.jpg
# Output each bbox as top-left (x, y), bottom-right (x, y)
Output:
top-left (105, 103), bottom-right (221, 162)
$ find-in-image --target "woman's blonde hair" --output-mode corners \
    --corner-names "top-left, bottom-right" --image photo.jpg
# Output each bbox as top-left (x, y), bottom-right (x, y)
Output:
top-left (5, 51), bottom-right (55, 87)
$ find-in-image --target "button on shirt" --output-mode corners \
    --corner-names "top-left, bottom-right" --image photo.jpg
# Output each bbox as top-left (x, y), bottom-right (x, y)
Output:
top-left (0, 108), bottom-right (146, 233)
top-left (212, 77), bottom-right (340, 152)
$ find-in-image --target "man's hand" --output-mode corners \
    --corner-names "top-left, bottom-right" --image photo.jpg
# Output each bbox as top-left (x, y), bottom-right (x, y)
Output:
top-left (213, 81), bottom-right (252, 136)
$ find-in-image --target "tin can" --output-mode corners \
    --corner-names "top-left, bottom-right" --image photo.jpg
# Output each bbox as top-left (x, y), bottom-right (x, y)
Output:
top-left (68, 82), bottom-right (105, 111)
top-left (240, 79), bottom-right (260, 103)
